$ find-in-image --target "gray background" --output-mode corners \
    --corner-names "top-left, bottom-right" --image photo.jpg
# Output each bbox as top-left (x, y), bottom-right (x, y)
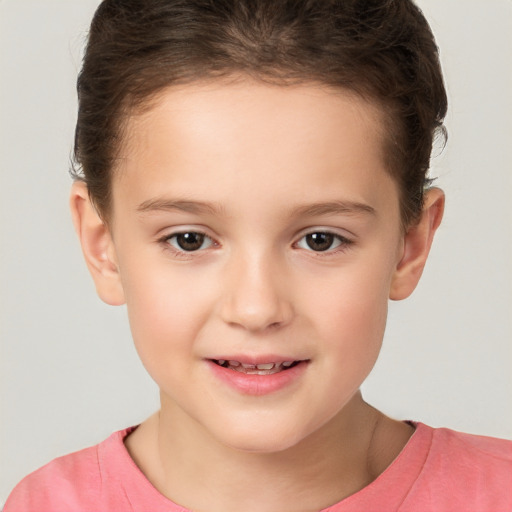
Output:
top-left (1, 0), bottom-right (511, 504)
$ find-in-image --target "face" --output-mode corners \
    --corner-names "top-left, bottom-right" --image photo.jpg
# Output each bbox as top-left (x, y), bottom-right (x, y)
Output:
top-left (108, 80), bottom-right (404, 453)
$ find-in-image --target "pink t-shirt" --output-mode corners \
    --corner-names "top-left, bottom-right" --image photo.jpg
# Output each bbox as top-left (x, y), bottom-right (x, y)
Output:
top-left (5, 422), bottom-right (512, 511)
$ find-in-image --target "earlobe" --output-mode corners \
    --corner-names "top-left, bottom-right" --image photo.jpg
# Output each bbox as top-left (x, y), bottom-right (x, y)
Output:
top-left (70, 181), bottom-right (125, 306)
top-left (389, 188), bottom-right (445, 301)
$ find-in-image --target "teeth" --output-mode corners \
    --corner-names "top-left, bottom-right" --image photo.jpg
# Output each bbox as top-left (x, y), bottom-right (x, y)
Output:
top-left (215, 359), bottom-right (299, 373)
top-left (256, 363), bottom-right (275, 370)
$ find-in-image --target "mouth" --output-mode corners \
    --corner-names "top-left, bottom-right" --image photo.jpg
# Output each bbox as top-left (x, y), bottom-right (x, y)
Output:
top-left (210, 359), bottom-right (302, 375)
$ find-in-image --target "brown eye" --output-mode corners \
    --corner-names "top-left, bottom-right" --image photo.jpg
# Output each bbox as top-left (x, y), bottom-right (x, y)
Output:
top-left (168, 232), bottom-right (212, 252)
top-left (305, 233), bottom-right (334, 251)
top-left (297, 232), bottom-right (348, 252)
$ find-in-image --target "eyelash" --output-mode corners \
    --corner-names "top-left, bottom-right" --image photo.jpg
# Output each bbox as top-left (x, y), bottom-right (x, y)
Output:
top-left (297, 232), bottom-right (354, 255)
top-left (159, 231), bottom-right (216, 259)
top-left (158, 230), bottom-right (354, 258)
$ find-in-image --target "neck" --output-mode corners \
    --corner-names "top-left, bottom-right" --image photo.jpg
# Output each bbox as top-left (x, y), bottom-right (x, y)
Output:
top-left (125, 392), bottom-right (413, 512)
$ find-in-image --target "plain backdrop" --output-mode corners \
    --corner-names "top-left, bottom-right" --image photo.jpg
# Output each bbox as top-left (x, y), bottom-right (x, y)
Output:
top-left (1, 0), bottom-right (511, 504)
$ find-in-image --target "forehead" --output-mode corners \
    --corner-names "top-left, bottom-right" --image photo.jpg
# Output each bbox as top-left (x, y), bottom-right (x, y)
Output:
top-left (123, 79), bottom-right (387, 160)
top-left (113, 80), bottom-right (398, 222)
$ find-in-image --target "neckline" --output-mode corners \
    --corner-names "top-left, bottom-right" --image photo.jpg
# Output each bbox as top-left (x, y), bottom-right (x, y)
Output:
top-left (321, 421), bottom-right (432, 510)
top-left (100, 421), bottom-right (433, 511)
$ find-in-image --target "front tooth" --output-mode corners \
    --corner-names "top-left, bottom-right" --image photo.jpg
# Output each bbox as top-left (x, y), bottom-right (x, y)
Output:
top-left (242, 363), bottom-right (256, 369)
top-left (229, 360), bottom-right (241, 367)
top-left (256, 363), bottom-right (275, 370)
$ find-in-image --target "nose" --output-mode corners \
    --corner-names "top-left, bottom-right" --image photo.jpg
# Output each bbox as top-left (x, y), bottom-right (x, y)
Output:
top-left (219, 250), bottom-right (294, 332)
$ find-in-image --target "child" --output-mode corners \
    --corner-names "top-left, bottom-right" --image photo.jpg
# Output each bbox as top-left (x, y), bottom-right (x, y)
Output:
top-left (5, 0), bottom-right (512, 510)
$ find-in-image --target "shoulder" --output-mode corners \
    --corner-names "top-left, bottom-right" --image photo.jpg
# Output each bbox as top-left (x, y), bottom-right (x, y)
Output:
top-left (404, 423), bottom-right (512, 511)
top-left (428, 424), bottom-right (512, 471)
top-left (4, 445), bottom-right (101, 512)
top-left (4, 428), bottom-right (134, 512)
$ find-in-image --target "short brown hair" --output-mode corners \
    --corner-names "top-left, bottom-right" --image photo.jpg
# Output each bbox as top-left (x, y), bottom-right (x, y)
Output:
top-left (72, 0), bottom-right (447, 227)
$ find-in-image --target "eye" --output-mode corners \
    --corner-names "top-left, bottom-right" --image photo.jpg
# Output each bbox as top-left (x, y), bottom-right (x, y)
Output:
top-left (296, 232), bottom-right (350, 252)
top-left (166, 232), bottom-right (214, 252)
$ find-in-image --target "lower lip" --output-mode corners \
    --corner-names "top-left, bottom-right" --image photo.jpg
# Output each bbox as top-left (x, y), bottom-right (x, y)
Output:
top-left (207, 360), bottom-right (308, 396)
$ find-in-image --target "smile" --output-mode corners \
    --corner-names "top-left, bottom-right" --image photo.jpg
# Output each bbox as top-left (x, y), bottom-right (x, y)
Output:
top-left (207, 358), bottom-right (309, 395)
top-left (211, 359), bottom-right (300, 375)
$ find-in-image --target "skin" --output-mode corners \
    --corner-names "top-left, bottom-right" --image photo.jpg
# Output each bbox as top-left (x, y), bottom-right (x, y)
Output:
top-left (71, 79), bottom-right (444, 512)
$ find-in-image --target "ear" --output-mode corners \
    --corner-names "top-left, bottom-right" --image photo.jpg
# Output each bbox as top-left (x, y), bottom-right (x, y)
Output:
top-left (70, 181), bottom-right (125, 306)
top-left (389, 188), bottom-right (445, 300)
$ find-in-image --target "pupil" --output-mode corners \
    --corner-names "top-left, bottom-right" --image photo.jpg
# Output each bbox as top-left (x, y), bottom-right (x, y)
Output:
top-left (177, 232), bottom-right (204, 251)
top-left (306, 233), bottom-right (333, 251)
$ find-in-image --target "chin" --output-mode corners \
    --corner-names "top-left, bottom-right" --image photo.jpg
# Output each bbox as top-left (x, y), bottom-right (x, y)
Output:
top-left (226, 436), bottom-right (299, 454)
top-left (212, 420), bottom-right (312, 455)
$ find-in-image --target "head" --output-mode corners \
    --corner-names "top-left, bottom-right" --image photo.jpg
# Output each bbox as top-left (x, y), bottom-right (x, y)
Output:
top-left (73, 0), bottom-right (447, 229)
top-left (70, 0), bottom-right (446, 452)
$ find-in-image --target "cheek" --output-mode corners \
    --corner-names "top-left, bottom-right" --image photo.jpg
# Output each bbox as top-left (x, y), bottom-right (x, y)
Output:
top-left (120, 263), bottom-right (217, 377)
top-left (316, 285), bottom-right (388, 419)
top-left (302, 259), bottom-right (392, 364)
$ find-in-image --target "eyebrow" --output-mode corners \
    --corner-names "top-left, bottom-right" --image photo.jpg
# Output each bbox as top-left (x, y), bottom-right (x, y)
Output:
top-left (290, 200), bottom-right (376, 218)
top-left (137, 198), bottom-right (224, 216)
top-left (136, 197), bottom-right (376, 218)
